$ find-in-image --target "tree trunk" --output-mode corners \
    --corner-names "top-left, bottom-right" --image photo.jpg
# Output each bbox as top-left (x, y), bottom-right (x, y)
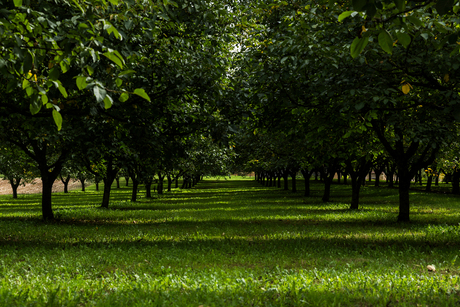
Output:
top-left (131, 179), bottom-right (139, 202)
top-left (322, 169), bottom-right (334, 202)
top-left (167, 174), bottom-right (172, 192)
top-left (101, 178), bottom-right (112, 208)
top-left (301, 169), bottom-right (313, 197)
top-left (41, 175), bottom-right (55, 220)
top-left (290, 168), bottom-right (298, 193)
top-left (452, 170), bottom-right (460, 194)
top-left (101, 158), bottom-right (118, 208)
top-left (350, 174), bottom-right (360, 210)
top-left (60, 175), bottom-right (71, 193)
top-left (397, 171), bottom-right (411, 222)
top-left (116, 176), bottom-right (120, 189)
top-left (283, 170), bottom-right (289, 191)
top-left (80, 178), bottom-right (86, 192)
top-left (158, 172), bottom-right (164, 194)
top-left (9, 178), bottom-right (21, 199)
top-left (374, 170), bottom-right (382, 187)
top-left (125, 176), bottom-right (129, 186)
top-left (425, 175), bottom-right (433, 192)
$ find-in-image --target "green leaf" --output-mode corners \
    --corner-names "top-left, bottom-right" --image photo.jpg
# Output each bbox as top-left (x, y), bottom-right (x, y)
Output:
top-left (119, 70), bottom-right (136, 76)
top-left (338, 11), bottom-right (355, 22)
top-left (22, 78), bottom-right (30, 89)
top-left (435, 0), bottom-right (455, 15)
top-left (52, 109), bottom-right (63, 131)
top-left (60, 59), bottom-right (69, 74)
top-left (134, 88), bottom-right (151, 102)
top-left (407, 16), bottom-right (423, 27)
top-left (108, 0), bottom-right (118, 4)
top-left (378, 30), bottom-right (393, 54)
top-left (103, 51), bottom-right (124, 69)
top-left (57, 82), bottom-right (68, 98)
top-left (352, 0), bottom-right (367, 11)
top-left (355, 102), bottom-right (365, 110)
top-left (87, 66), bottom-right (94, 76)
top-left (119, 92), bottom-right (129, 102)
top-left (13, 0), bottom-right (22, 7)
top-left (396, 32), bottom-right (411, 48)
top-left (115, 78), bottom-right (123, 87)
top-left (350, 36), bottom-right (369, 59)
top-left (93, 86), bottom-right (106, 103)
top-left (30, 99), bottom-right (41, 115)
top-left (393, 0), bottom-right (405, 12)
top-left (103, 95), bottom-right (113, 109)
top-left (76, 76), bottom-right (87, 90)
top-left (41, 94), bottom-right (48, 104)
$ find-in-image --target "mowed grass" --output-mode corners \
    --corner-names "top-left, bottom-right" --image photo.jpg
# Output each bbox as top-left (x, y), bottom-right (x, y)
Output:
top-left (1, 177), bottom-right (460, 306)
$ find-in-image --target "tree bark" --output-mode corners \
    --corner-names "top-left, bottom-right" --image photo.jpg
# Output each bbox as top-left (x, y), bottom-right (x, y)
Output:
top-left (322, 168), bottom-right (335, 202)
top-left (350, 174), bottom-right (361, 210)
top-left (9, 178), bottom-right (21, 199)
top-left (41, 174), bottom-right (55, 220)
top-left (452, 169), bottom-right (460, 194)
top-left (60, 175), bottom-right (71, 193)
top-left (131, 179), bottom-right (139, 202)
top-left (397, 172), bottom-right (411, 222)
top-left (425, 175), bottom-right (433, 192)
top-left (283, 170), bottom-right (289, 191)
top-left (79, 178), bottom-right (86, 192)
top-left (101, 158), bottom-right (118, 208)
top-left (167, 174), bottom-right (172, 192)
top-left (301, 169), bottom-right (313, 197)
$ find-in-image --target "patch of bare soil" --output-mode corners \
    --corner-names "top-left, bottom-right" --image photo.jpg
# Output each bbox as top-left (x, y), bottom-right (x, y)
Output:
top-left (0, 179), bottom-right (84, 196)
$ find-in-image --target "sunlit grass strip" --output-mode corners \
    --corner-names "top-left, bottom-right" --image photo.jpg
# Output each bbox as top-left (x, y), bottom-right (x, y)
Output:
top-left (1, 178), bottom-right (460, 305)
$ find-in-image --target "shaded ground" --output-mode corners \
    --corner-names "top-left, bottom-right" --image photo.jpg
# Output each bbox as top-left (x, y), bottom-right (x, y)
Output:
top-left (0, 178), bottom-right (84, 195)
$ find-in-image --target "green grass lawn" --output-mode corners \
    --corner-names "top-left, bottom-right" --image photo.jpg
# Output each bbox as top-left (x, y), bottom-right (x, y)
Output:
top-left (1, 177), bottom-right (460, 306)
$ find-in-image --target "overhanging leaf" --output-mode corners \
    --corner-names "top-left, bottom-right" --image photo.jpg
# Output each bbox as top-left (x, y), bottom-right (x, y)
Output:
top-left (52, 109), bottom-right (63, 131)
top-left (13, 0), bottom-right (22, 7)
top-left (134, 88), bottom-right (151, 102)
top-left (103, 51), bottom-right (124, 69)
top-left (76, 76), bottom-right (87, 90)
top-left (338, 11), bottom-right (355, 22)
top-left (119, 92), bottom-right (129, 102)
top-left (103, 95), bottom-right (113, 109)
top-left (350, 36), bottom-right (369, 59)
top-left (93, 85), bottom-right (106, 102)
top-left (378, 30), bottom-right (393, 54)
top-left (396, 32), bottom-right (411, 48)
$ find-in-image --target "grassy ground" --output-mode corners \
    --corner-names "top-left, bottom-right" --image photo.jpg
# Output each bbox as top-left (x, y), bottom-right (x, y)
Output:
top-left (1, 177), bottom-right (460, 306)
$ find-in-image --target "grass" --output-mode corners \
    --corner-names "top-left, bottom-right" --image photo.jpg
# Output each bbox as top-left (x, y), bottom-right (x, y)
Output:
top-left (1, 177), bottom-right (460, 306)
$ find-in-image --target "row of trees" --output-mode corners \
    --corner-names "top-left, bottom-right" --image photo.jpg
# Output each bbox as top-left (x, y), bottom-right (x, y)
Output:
top-left (1, 0), bottom-right (460, 222)
top-left (0, 0), bottom-right (237, 219)
top-left (230, 0), bottom-right (460, 222)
